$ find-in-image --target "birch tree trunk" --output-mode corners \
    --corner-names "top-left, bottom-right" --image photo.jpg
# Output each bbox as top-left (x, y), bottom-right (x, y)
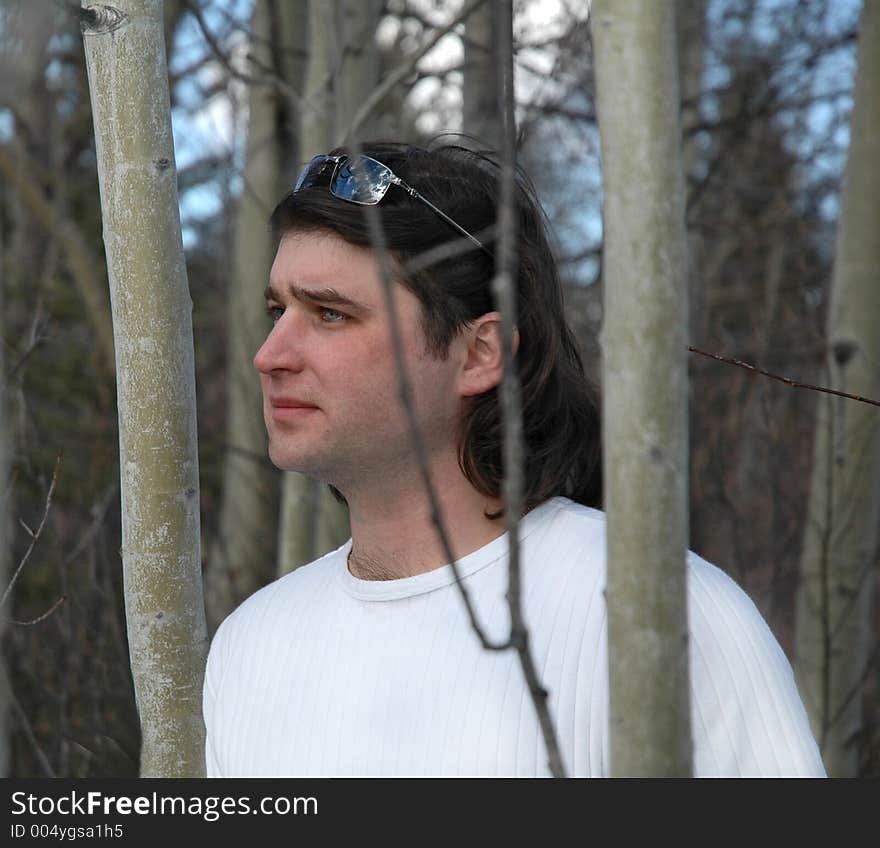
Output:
top-left (593, 0), bottom-right (693, 777)
top-left (81, 0), bottom-right (207, 777)
top-left (676, 0), bottom-right (706, 346)
top-left (336, 0), bottom-right (383, 145)
top-left (205, 0), bottom-right (306, 632)
top-left (462, 0), bottom-right (500, 148)
top-left (277, 0), bottom-right (366, 576)
top-left (794, 0), bottom-right (880, 778)
top-left (277, 0), bottom-right (332, 577)
top-left (0, 217), bottom-right (9, 776)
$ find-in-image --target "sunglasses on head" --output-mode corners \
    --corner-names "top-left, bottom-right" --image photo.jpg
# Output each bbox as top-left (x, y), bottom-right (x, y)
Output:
top-left (293, 153), bottom-right (491, 256)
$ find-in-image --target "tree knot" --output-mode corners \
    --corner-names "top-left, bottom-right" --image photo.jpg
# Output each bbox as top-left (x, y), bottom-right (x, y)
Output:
top-left (80, 5), bottom-right (128, 35)
top-left (831, 339), bottom-right (857, 368)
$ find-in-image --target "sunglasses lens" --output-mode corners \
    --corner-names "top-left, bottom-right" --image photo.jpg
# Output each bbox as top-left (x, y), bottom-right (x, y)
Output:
top-left (331, 156), bottom-right (392, 204)
top-left (294, 155), bottom-right (334, 192)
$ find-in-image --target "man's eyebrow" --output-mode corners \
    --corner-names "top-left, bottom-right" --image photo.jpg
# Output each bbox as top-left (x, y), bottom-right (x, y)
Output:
top-left (263, 284), bottom-right (373, 313)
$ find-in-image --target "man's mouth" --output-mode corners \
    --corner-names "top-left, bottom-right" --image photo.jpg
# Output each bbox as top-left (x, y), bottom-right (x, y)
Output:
top-left (270, 397), bottom-right (319, 409)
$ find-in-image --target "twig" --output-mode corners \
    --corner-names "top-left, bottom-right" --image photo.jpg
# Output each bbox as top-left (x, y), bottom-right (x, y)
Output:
top-left (826, 636), bottom-right (880, 732)
top-left (348, 143), bottom-right (508, 653)
top-left (9, 688), bottom-right (56, 777)
top-left (8, 595), bottom-right (67, 626)
top-left (494, 0), bottom-right (566, 778)
top-left (344, 0), bottom-right (489, 141)
top-left (0, 451), bottom-right (63, 610)
top-left (687, 346), bottom-right (880, 407)
top-left (62, 482), bottom-right (119, 569)
top-left (7, 296), bottom-right (50, 380)
top-left (180, 0), bottom-right (321, 122)
top-left (400, 224), bottom-right (498, 277)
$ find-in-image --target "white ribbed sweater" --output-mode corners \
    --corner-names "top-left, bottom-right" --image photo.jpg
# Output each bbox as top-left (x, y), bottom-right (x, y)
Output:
top-left (203, 497), bottom-right (825, 776)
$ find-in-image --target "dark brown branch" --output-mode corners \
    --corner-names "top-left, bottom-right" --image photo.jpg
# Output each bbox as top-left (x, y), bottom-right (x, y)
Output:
top-left (346, 143), bottom-right (509, 654)
top-left (687, 347), bottom-right (880, 408)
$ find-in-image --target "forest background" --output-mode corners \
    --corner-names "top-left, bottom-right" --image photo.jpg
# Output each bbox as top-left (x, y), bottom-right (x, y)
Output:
top-left (0, 0), bottom-right (877, 777)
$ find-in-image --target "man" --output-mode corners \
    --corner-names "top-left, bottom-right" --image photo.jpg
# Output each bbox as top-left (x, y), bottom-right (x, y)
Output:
top-left (203, 142), bottom-right (825, 777)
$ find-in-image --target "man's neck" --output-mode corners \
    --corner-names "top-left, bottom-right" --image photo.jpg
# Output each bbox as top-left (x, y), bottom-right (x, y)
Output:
top-left (342, 460), bottom-right (506, 581)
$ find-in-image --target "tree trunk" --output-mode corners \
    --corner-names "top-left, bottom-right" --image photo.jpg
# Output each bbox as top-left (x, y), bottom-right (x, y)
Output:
top-left (593, 0), bottom-right (693, 777)
top-left (204, 0), bottom-right (307, 633)
top-left (336, 0), bottom-right (384, 145)
top-left (81, 0), bottom-right (207, 777)
top-left (794, 0), bottom-right (880, 778)
top-left (0, 209), bottom-right (9, 776)
top-left (462, 0), bottom-right (500, 148)
top-left (276, 0), bottom-right (363, 576)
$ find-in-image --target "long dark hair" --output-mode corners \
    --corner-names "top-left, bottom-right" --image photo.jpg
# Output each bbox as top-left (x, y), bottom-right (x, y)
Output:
top-left (270, 141), bottom-right (601, 512)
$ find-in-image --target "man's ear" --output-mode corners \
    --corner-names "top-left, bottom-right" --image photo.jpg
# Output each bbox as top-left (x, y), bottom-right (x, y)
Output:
top-left (458, 312), bottom-right (519, 398)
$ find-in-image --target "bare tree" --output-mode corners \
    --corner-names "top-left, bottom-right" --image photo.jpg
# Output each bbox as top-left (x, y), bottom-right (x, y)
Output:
top-left (277, 0), bottom-right (388, 575)
top-left (592, 0), bottom-right (693, 776)
top-left (463, 0), bottom-right (500, 147)
top-left (80, 0), bottom-right (207, 776)
top-left (794, 0), bottom-right (880, 778)
top-left (0, 204), bottom-right (9, 776)
top-left (205, 0), bottom-right (306, 632)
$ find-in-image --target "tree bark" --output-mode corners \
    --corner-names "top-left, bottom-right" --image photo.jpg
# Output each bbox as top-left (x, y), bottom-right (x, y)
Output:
top-left (463, 0), bottom-right (500, 148)
top-left (593, 0), bottom-right (693, 776)
top-left (204, 0), bottom-right (308, 633)
top-left (0, 206), bottom-right (9, 776)
top-left (81, 0), bottom-right (207, 777)
top-left (336, 0), bottom-right (384, 145)
top-left (276, 0), bottom-right (360, 576)
top-left (794, 0), bottom-right (880, 778)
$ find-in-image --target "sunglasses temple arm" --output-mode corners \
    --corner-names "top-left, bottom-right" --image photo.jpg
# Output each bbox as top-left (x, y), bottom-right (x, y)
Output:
top-left (395, 181), bottom-right (491, 255)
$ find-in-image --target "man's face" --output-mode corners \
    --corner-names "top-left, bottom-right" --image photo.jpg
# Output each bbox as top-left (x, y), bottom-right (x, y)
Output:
top-left (254, 230), bottom-right (465, 490)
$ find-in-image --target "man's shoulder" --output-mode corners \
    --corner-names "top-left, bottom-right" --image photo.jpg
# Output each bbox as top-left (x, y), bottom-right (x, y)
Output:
top-left (520, 497), bottom-right (608, 593)
top-left (527, 496), bottom-right (607, 544)
top-left (530, 499), bottom-right (765, 614)
top-left (214, 542), bottom-right (348, 643)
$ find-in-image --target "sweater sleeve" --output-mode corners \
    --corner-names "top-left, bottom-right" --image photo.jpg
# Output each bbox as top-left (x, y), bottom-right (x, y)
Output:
top-left (686, 555), bottom-right (826, 776)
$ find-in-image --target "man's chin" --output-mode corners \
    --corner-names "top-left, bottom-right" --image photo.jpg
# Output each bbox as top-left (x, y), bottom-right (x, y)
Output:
top-left (267, 448), bottom-right (330, 481)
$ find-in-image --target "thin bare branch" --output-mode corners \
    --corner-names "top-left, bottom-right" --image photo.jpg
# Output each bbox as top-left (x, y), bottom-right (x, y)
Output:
top-left (347, 142), bottom-right (509, 654)
top-left (687, 346), bottom-right (880, 407)
top-left (0, 142), bottom-right (115, 375)
top-left (344, 0), bottom-right (489, 141)
top-left (0, 451), bottom-right (63, 610)
top-left (8, 595), bottom-right (67, 626)
top-left (180, 0), bottom-right (321, 123)
top-left (9, 689), bottom-right (56, 777)
top-left (493, 0), bottom-right (566, 778)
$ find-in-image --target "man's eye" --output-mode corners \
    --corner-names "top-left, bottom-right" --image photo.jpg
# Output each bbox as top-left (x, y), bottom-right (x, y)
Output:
top-left (265, 305), bottom-right (284, 322)
top-left (319, 308), bottom-right (346, 323)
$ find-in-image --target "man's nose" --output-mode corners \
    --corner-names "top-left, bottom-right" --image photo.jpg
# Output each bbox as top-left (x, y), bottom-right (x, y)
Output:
top-left (253, 312), bottom-right (305, 374)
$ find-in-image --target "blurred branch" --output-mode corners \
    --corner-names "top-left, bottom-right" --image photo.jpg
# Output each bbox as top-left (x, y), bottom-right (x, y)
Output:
top-left (345, 0), bottom-right (489, 140)
top-left (9, 690), bottom-right (56, 777)
top-left (0, 452), bottom-right (63, 611)
top-left (180, 0), bottom-right (319, 123)
top-left (0, 141), bottom-right (115, 376)
top-left (8, 595), bottom-right (67, 627)
top-left (6, 297), bottom-right (50, 381)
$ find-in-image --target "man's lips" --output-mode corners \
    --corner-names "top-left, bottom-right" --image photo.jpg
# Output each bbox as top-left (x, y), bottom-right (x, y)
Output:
top-left (267, 397), bottom-right (320, 423)
top-left (269, 397), bottom-right (319, 409)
